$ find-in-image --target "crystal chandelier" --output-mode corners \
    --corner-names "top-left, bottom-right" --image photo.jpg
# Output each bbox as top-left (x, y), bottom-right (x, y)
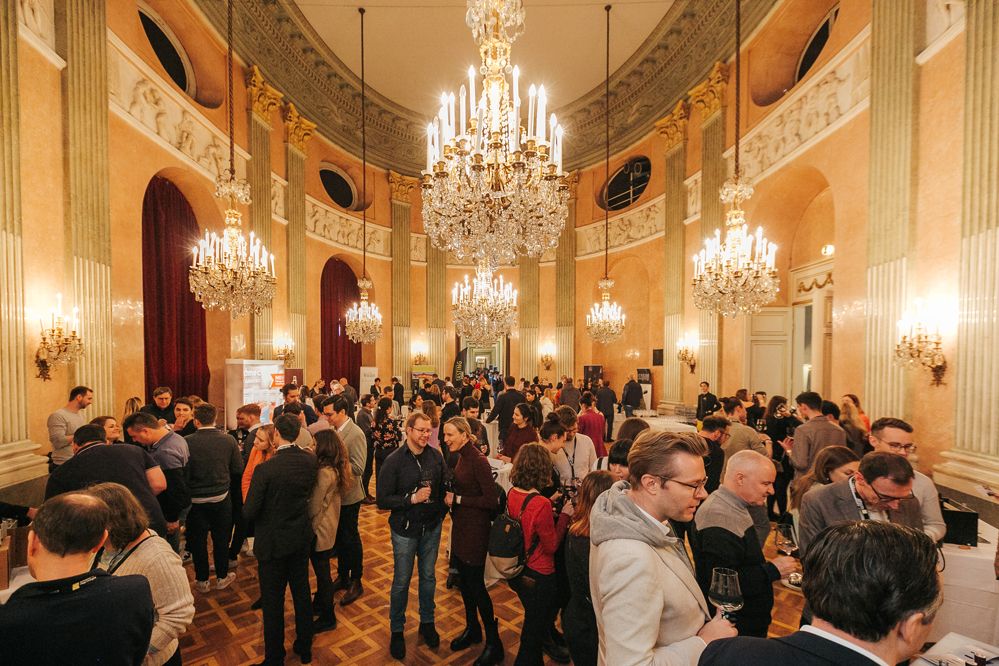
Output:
top-left (189, 0), bottom-right (275, 319)
top-left (691, 0), bottom-right (778, 318)
top-left (586, 6), bottom-right (625, 345)
top-left (344, 8), bottom-right (383, 345)
top-left (452, 262), bottom-right (518, 346)
top-left (421, 0), bottom-right (570, 270)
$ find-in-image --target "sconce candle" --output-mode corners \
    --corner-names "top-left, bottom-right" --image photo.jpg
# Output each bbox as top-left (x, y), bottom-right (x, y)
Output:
top-left (35, 293), bottom-right (84, 380)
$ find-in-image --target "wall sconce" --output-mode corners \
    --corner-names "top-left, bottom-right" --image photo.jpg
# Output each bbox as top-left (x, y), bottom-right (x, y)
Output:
top-left (895, 307), bottom-right (946, 385)
top-left (821, 244), bottom-right (835, 257)
top-left (412, 340), bottom-right (428, 366)
top-left (676, 334), bottom-right (697, 374)
top-left (540, 342), bottom-right (555, 370)
top-left (35, 293), bottom-right (84, 381)
top-left (274, 335), bottom-right (295, 367)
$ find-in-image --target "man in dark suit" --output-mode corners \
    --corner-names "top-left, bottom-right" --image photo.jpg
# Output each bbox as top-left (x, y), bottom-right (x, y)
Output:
top-left (392, 376), bottom-right (405, 405)
top-left (244, 414), bottom-right (319, 665)
top-left (798, 452), bottom-right (922, 556)
top-left (595, 380), bottom-right (617, 441)
top-left (273, 383), bottom-right (319, 425)
top-left (699, 521), bottom-right (941, 666)
top-left (695, 381), bottom-right (721, 422)
top-left (485, 375), bottom-right (525, 442)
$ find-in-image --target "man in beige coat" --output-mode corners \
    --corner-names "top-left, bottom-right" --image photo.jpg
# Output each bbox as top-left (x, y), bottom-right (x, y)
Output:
top-left (590, 431), bottom-right (736, 665)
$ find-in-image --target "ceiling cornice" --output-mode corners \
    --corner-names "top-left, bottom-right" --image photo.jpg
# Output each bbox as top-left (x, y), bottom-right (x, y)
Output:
top-left (192, 0), bottom-right (776, 176)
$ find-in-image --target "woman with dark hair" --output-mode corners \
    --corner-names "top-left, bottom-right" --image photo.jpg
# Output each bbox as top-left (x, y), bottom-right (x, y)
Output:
top-left (90, 415), bottom-right (123, 443)
top-left (309, 429), bottom-right (353, 633)
top-left (563, 470), bottom-right (615, 666)
top-left (523, 390), bottom-right (543, 428)
top-left (615, 417), bottom-right (650, 444)
top-left (372, 397), bottom-right (402, 486)
top-left (507, 443), bottom-right (573, 666)
top-left (576, 393), bottom-right (607, 458)
top-left (789, 445), bottom-right (860, 511)
top-left (442, 417), bottom-right (503, 664)
top-left (763, 395), bottom-right (800, 519)
top-left (499, 403), bottom-right (539, 463)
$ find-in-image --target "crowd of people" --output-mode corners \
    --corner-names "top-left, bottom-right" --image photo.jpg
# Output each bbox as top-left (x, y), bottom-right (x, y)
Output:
top-left (0, 374), bottom-right (952, 666)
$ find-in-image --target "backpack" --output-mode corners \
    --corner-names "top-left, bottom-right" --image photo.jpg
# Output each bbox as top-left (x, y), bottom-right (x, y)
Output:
top-left (485, 492), bottom-right (540, 582)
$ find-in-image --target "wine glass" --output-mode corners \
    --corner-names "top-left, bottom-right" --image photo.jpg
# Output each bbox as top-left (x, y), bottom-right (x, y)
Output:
top-left (708, 567), bottom-right (744, 619)
top-left (776, 523), bottom-right (799, 557)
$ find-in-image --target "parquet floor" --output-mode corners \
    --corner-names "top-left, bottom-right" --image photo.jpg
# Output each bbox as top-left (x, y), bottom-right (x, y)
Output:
top-left (179, 504), bottom-right (803, 665)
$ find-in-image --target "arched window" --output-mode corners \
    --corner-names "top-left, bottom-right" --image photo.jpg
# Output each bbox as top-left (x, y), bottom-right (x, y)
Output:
top-left (319, 164), bottom-right (357, 210)
top-left (599, 156), bottom-right (652, 211)
top-left (137, 4), bottom-right (196, 97)
top-left (321, 258), bottom-right (361, 389)
top-left (796, 7), bottom-right (839, 82)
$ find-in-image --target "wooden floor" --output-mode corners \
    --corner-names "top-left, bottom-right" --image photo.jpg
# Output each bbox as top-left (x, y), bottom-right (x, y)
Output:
top-left (179, 504), bottom-right (803, 665)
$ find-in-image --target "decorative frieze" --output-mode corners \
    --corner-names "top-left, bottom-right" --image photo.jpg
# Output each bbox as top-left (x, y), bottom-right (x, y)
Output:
top-left (16, 0), bottom-right (54, 50)
top-left (247, 65), bottom-right (283, 122)
top-left (305, 196), bottom-right (391, 258)
top-left (688, 62), bottom-right (728, 118)
top-left (271, 176), bottom-right (286, 221)
top-left (283, 102), bottom-right (315, 154)
top-left (411, 234), bottom-right (427, 263)
top-left (575, 198), bottom-right (665, 258)
top-left (655, 100), bottom-right (689, 151)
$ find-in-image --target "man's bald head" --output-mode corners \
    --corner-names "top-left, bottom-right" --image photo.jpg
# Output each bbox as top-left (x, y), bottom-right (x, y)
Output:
top-left (724, 450), bottom-right (776, 506)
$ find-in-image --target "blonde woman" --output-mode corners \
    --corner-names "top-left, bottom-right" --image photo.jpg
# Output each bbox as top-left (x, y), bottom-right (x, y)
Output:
top-left (540, 388), bottom-right (556, 419)
top-left (839, 399), bottom-right (868, 458)
top-left (310, 429), bottom-right (354, 633)
top-left (241, 424), bottom-right (279, 501)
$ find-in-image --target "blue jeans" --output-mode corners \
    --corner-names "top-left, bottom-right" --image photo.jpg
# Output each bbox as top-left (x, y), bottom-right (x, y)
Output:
top-left (389, 521), bottom-right (443, 632)
top-left (623, 405), bottom-right (635, 418)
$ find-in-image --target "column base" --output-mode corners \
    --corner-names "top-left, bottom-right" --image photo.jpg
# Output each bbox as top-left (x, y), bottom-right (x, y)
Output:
top-left (0, 439), bottom-right (48, 491)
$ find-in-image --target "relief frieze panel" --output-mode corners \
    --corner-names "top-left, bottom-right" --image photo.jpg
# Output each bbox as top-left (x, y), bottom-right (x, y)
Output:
top-left (306, 197), bottom-right (391, 258)
top-left (576, 198), bottom-right (665, 258)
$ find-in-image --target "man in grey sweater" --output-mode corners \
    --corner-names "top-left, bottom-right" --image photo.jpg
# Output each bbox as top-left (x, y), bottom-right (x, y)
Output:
top-left (46, 385), bottom-right (92, 471)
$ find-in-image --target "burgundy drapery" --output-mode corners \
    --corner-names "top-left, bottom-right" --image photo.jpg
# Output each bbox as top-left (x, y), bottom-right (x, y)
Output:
top-left (321, 258), bottom-right (361, 389)
top-left (141, 176), bottom-right (210, 401)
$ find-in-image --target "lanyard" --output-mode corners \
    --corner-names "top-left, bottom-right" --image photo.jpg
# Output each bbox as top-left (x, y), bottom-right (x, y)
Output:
top-left (107, 533), bottom-right (154, 573)
top-left (848, 477), bottom-right (872, 521)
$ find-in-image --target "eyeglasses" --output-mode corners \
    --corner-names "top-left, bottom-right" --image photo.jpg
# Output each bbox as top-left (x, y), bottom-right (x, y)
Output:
top-left (655, 476), bottom-right (709, 494)
top-left (409, 427), bottom-right (433, 435)
top-left (872, 435), bottom-right (917, 453)
top-left (869, 485), bottom-right (915, 503)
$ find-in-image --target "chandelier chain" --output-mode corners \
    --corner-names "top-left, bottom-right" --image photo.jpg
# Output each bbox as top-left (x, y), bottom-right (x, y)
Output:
top-left (604, 4), bottom-right (610, 279)
top-left (227, 0), bottom-right (235, 175)
top-left (734, 0), bottom-right (741, 179)
top-left (360, 6), bottom-right (367, 279)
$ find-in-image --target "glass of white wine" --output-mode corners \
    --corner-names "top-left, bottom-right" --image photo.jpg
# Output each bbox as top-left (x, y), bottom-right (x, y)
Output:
top-left (776, 523), bottom-right (799, 558)
top-left (708, 567), bottom-right (744, 620)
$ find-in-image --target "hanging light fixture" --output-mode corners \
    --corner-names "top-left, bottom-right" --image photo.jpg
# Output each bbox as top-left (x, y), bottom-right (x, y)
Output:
top-left (345, 7), bottom-right (383, 345)
top-left (692, 0), bottom-right (778, 318)
top-left (188, 0), bottom-right (276, 319)
top-left (421, 0), bottom-right (570, 270)
top-left (452, 261), bottom-right (518, 347)
top-left (586, 5), bottom-right (625, 345)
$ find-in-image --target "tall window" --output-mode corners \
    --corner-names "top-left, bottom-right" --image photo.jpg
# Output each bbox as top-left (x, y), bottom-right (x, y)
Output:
top-left (321, 258), bottom-right (361, 388)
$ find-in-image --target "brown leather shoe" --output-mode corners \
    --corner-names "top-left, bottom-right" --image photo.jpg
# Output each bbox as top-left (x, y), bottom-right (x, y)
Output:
top-left (339, 579), bottom-right (363, 606)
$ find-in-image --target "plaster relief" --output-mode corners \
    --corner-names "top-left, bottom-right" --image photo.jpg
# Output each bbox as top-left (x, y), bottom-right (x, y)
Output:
top-left (411, 235), bottom-right (427, 263)
top-left (271, 177), bottom-right (286, 220)
top-left (576, 198), bottom-right (665, 257)
top-left (305, 197), bottom-right (391, 258)
top-left (17, 0), bottom-right (54, 49)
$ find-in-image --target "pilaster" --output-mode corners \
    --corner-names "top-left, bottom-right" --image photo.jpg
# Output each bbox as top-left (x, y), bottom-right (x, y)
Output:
top-left (389, 171), bottom-right (417, 391)
top-left (427, 246), bottom-right (447, 375)
top-left (284, 103), bottom-right (314, 371)
top-left (518, 257), bottom-right (540, 380)
top-left (555, 173), bottom-right (578, 379)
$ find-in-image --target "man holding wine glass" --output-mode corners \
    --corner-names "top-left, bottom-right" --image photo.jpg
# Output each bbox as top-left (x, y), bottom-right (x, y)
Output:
top-left (691, 451), bottom-right (798, 637)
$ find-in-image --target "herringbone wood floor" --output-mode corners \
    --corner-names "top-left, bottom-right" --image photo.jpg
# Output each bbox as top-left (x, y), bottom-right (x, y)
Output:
top-left (179, 504), bottom-right (803, 665)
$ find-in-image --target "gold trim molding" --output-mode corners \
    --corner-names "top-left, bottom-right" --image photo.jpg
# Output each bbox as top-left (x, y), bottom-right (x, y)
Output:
top-left (247, 65), bottom-right (283, 120)
top-left (283, 102), bottom-right (316, 153)
top-left (655, 100), bottom-right (690, 151)
top-left (797, 272), bottom-right (833, 295)
top-left (688, 62), bottom-right (728, 118)
top-left (388, 170), bottom-right (419, 203)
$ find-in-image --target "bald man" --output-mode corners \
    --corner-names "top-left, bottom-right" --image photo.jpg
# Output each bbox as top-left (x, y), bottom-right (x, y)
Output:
top-left (691, 451), bottom-right (798, 636)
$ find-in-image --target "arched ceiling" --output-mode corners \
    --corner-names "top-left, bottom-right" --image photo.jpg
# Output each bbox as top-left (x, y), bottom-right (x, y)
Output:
top-left (193, 0), bottom-right (777, 175)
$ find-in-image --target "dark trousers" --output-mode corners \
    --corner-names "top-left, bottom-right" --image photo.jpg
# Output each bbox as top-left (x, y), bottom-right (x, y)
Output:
top-left (510, 568), bottom-right (557, 666)
top-left (186, 496), bottom-right (232, 581)
top-left (335, 501), bottom-right (363, 581)
top-left (456, 560), bottom-right (495, 627)
top-left (768, 463), bottom-right (793, 517)
top-left (227, 477), bottom-right (246, 559)
top-left (163, 647), bottom-right (182, 666)
top-left (309, 546), bottom-right (336, 623)
top-left (374, 449), bottom-right (393, 488)
top-left (259, 552), bottom-right (313, 662)
top-left (563, 599), bottom-right (597, 666)
top-left (362, 438), bottom-right (375, 496)
top-left (601, 410), bottom-right (614, 442)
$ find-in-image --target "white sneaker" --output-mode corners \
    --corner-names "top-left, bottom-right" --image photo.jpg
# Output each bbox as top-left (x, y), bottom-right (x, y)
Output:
top-left (195, 580), bottom-right (212, 593)
top-left (216, 572), bottom-right (237, 590)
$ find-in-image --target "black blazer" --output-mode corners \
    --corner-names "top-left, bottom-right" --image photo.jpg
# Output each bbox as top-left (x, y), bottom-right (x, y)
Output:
top-left (698, 631), bottom-right (882, 666)
top-left (243, 446), bottom-right (318, 561)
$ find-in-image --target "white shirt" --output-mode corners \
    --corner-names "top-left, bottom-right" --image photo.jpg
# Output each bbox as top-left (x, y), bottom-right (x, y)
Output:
top-left (800, 625), bottom-right (889, 666)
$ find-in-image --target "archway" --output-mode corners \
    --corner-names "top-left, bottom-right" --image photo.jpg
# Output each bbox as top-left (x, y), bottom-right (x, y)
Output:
top-left (321, 257), bottom-right (361, 389)
top-left (140, 175), bottom-right (210, 400)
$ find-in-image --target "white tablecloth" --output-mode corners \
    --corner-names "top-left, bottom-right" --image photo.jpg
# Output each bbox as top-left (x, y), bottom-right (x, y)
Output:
top-left (922, 631), bottom-right (999, 663)
top-left (483, 419), bottom-right (500, 457)
top-left (930, 521), bottom-right (999, 644)
top-left (611, 415), bottom-right (697, 439)
top-left (0, 566), bottom-right (33, 604)
top-left (489, 458), bottom-right (513, 491)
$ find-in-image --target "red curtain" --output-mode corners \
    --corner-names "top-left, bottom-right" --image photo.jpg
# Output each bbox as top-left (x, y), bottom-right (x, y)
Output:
top-left (141, 176), bottom-right (210, 401)
top-left (321, 258), bottom-right (361, 388)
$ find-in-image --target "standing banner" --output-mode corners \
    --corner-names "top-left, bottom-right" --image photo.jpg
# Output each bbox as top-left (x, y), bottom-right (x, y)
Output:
top-left (225, 359), bottom-right (285, 429)
top-left (452, 347), bottom-right (468, 383)
top-left (359, 366), bottom-right (379, 397)
top-left (637, 367), bottom-right (653, 411)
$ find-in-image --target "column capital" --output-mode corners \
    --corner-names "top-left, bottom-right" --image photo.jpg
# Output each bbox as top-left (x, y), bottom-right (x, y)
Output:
top-left (247, 65), bottom-right (284, 121)
top-left (388, 170), bottom-right (419, 203)
top-left (655, 100), bottom-right (690, 151)
top-left (565, 170), bottom-right (580, 201)
top-left (283, 102), bottom-right (316, 153)
top-left (688, 62), bottom-right (728, 118)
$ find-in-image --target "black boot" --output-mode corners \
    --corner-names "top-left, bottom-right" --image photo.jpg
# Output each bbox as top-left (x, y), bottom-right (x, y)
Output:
top-left (449, 617), bottom-right (482, 651)
top-left (473, 618), bottom-right (504, 666)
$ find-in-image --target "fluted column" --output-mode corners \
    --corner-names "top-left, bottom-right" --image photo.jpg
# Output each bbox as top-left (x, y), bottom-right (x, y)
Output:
top-left (519, 257), bottom-right (540, 380)
top-left (427, 246), bottom-right (447, 374)
top-left (936, 1), bottom-right (999, 488)
top-left (689, 64), bottom-right (727, 391)
top-left (389, 172), bottom-right (417, 392)
top-left (864, 2), bottom-right (916, 419)
top-left (284, 103), bottom-right (314, 371)
top-left (247, 66), bottom-right (283, 359)
top-left (555, 174), bottom-right (578, 380)
top-left (0, 1), bottom-right (47, 487)
top-left (656, 101), bottom-right (689, 404)
top-left (54, 0), bottom-right (113, 415)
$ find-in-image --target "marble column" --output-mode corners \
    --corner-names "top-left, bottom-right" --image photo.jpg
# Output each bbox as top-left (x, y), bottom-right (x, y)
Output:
top-left (689, 63), bottom-right (727, 391)
top-left (427, 246), bottom-right (447, 375)
top-left (655, 101), bottom-right (689, 404)
top-left (56, 0), bottom-right (113, 415)
top-left (936, 1), bottom-right (999, 489)
top-left (555, 174), bottom-right (578, 380)
top-left (247, 65), bottom-right (283, 359)
top-left (389, 171), bottom-right (418, 394)
top-left (0, 1), bottom-right (47, 488)
top-left (283, 103), bottom-right (315, 371)
top-left (518, 257), bottom-right (540, 380)
top-left (864, 2), bottom-right (916, 419)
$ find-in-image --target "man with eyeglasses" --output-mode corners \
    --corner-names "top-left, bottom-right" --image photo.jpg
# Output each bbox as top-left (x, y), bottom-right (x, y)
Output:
top-left (867, 417), bottom-right (946, 542)
top-left (798, 452), bottom-right (923, 557)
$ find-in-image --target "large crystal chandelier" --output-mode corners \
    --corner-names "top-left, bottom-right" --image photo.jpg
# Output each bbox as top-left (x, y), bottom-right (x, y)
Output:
top-left (691, 0), bottom-right (778, 318)
top-left (586, 6), bottom-right (625, 345)
top-left (452, 262), bottom-right (518, 346)
top-left (345, 8), bottom-right (383, 345)
top-left (189, 0), bottom-right (275, 319)
top-left (421, 0), bottom-right (570, 270)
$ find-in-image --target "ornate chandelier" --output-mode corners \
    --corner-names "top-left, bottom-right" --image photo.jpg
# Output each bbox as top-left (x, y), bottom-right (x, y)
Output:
top-left (344, 8), bottom-right (383, 345)
top-left (421, 0), bottom-right (570, 270)
top-left (692, 0), bottom-right (778, 318)
top-left (587, 6), bottom-right (624, 345)
top-left (189, 0), bottom-right (275, 319)
top-left (452, 263), bottom-right (518, 346)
